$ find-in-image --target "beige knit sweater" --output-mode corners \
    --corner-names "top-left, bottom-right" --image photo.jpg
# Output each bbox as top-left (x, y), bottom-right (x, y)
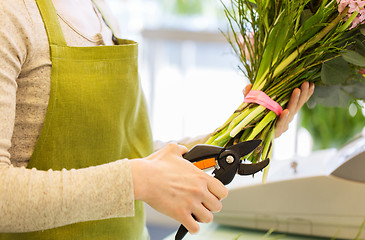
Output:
top-left (0, 0), bottom-right (136, 233)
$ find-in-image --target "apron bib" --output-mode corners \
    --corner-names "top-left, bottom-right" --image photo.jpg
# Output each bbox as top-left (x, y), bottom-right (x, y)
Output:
top-left (0, 0), bottom-right (153, 239)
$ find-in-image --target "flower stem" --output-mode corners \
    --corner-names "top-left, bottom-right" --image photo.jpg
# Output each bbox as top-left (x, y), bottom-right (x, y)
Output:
top-left (338, 8), bottom-right (359, 32)
top-left (212, 131), bottom-right (231, 146)
top-left (228, 106), bottom-right (255, 130)
top-left (246, 111), bottom-right (277, 140)
top-left (262, 127), bottom-right (275, 161)
top-left (273, 9), bottom-right (348, 78)
top-left (230, 105), bottom-right (266, 137)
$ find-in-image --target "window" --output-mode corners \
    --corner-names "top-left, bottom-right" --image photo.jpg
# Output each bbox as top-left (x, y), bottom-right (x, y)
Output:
top-left (105, 0), bottom-right (312, 160)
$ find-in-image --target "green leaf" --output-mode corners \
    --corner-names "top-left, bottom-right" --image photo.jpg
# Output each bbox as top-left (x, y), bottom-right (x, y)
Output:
top-left (353, 38), bottom-right (365, 56)
top-left (255, 10), bottom-right (291, 84)
top-left (342, 81), bottom-right (365, 99)
top-left (341, 50), bottom-right (365, 67)
top-left (321, 57), bottom-right (351, 85)
top-left (310, 85), bottom-right (351, 108)
top-left (300, 9), bottom-right (314, 26)
top-left (306, 96), bottom-right (317, 108)
top-left (286, 2), bottom-right (333, 50)
top-left (361, 28), bottom-right (365, 36)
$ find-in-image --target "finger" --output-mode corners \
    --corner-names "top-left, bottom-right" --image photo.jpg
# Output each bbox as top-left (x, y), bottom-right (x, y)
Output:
top-left (286, 88), bottom-right (300, 122)
top-left (302, 83), bottom-right (315, 107)
top-left (243, 83), bottom-right (252, 97)
top-left (206, 177), bottom-right (228, 200)
top-left (307, 82), bottom-right (315, 101)
top-left (275, 109), bottom-right (290, 138)
top-left (181, 214), bottom-right (200, 234)
top-left (201, 190), bottom-right (223, 213)
top-left (193, 205), bottom-right (214, 224)
top-left (295, 82), bottom-right (310, 113)
top-left (166, 142), bottom-right (188, 155)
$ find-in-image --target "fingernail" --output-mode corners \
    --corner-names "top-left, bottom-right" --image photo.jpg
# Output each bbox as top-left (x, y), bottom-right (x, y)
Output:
top-left (285, 111), bottom-right (290, 118)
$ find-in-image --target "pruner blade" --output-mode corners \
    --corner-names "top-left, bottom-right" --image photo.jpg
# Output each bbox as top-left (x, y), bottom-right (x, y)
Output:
top-left (238, 158), bottom-right (270, 175)
top-left (226, 139), bottom-right (262, 158)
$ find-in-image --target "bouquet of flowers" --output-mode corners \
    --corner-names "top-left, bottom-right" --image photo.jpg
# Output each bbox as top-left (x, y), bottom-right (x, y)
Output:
top-left (206, 0), bottom-right (365, 177)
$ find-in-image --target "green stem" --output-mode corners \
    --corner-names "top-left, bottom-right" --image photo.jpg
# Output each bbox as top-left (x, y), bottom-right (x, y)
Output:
top-left (213, 102), bottom-right (249, 134)
top-left (262, 161), bottom-right (271, 183)
top-left (235, 101), bottom-right (249, 112)
top-left (239, 127), bottom-right (253, 142)
top-left (212, 131), bottom-right (231, 147)
top-left (228, 106), bottom-right (255, 130)
top-left (206, 133), bottom-right (220, 145)
top-left (230, 105), bottom-right (266, 137)
top-left (261, 128), bottom-right (274, 183)
top-left (252, 80), bottom-right (266, 91)
top-left (246, 111), bottom-right (277, 140)
top-left (213, 111), bottom-right (240, 134)
top-left (338, 8), bottom-right (360, 32)
top-left (261, 127), bottom-right (275, 161)
top-left (271, 9), bottom-right (349, 81)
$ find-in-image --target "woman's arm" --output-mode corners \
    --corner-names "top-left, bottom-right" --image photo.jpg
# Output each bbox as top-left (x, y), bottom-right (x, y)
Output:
top-left (0, 0), bottom-right (135, 233)
top-left (0, 161), bottom-right (135, 232)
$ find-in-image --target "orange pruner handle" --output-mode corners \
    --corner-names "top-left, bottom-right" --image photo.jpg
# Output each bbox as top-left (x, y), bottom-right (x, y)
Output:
top-left (193, 158), bottom-right (216, 170)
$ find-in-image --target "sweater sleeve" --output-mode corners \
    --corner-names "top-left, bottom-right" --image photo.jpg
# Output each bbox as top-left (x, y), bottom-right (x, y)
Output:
top-left (0, 0), bottom-right (135, 233)
top-left (0, 161), bottom-right (135, 233)
top-left (0, 0), bottom-right (23, 167)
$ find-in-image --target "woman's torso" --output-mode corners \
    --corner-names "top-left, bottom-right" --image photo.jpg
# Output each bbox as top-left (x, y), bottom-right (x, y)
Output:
top-left (6, 0), bottom-right (114, 167)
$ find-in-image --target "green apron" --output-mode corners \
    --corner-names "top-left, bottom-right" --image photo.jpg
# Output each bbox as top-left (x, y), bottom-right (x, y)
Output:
top-left (0, 0), bottom-right (153, 239)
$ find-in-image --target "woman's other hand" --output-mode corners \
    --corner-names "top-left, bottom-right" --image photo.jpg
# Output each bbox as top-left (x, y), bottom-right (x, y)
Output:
top-left (130, 143), bottom-right (228, 234)
top-left (243, 82), bottom-right (315, 138)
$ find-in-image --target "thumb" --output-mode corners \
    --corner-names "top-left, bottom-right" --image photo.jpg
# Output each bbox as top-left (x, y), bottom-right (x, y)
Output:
top-left (243, 83), bottom-right (252, 97)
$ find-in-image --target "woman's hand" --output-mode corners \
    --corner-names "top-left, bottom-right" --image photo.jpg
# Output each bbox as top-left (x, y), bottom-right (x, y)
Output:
top-left (130, 143), bottom-right (228, 234)
top-left (244, 82), bottom-right (315, 138)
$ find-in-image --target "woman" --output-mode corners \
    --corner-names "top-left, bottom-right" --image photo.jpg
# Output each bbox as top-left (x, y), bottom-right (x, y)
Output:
top-left (0, 0), bottom-right (314, 239)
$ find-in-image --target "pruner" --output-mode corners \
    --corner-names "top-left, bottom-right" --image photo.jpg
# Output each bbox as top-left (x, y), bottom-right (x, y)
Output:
top-left (175, 139), bottom-right (270, 240)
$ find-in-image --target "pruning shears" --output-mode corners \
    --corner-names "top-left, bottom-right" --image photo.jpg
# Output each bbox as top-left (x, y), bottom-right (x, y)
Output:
top-left (175, 139), bottom-right (270, 240)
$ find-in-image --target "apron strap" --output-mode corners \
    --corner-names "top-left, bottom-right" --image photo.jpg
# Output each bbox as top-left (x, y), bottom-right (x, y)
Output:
top-left (92, 0), bottom-right (121, 38)
top-left (35, 0), bottom-right (68, 47)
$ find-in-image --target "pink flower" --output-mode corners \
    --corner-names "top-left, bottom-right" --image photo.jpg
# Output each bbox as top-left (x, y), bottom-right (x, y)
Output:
top-left (348, 0), bottom-right (365, 12)
top-left (360, 68), bottom-right (365, 74)
top-left (337, 0), bottom-right (351, 12)
top-left (337, 0), bottom-right (365, 29)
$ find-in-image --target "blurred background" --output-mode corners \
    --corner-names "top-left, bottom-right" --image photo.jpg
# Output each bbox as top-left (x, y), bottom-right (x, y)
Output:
top-left (103, 0), bottom-right (365, 239)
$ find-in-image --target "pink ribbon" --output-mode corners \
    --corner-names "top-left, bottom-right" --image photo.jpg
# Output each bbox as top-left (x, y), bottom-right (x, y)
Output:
top-left (244, 90), bottom-right (283, 116)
